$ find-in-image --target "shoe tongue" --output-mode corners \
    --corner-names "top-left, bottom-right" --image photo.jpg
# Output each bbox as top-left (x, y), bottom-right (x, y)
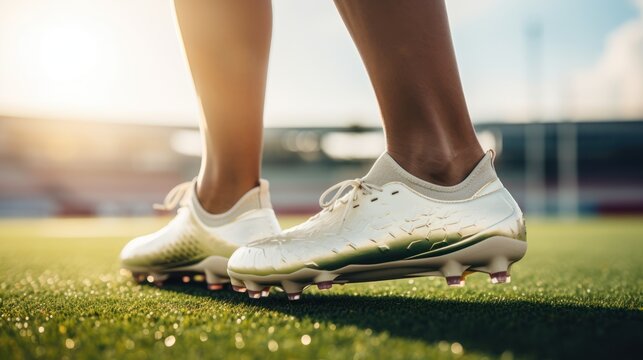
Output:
top-left (361, 152), bottom-right (402, 187)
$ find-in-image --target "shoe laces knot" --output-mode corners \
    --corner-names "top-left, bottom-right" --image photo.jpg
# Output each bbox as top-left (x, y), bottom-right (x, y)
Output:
top-left (318, 178), bottom-right (382, 223)
top-left (153, 181), bottom-right (194, 211)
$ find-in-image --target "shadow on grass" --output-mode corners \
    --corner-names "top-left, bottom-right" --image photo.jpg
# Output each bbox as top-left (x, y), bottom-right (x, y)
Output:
top-left (159, 283), bottom-right (642, 360)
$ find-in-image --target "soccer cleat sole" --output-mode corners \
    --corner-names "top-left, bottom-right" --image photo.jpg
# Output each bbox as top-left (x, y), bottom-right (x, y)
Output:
top-left (123, 255), bottom-right (231, 291)
top-left (228, 236), bottom-right (527, 301)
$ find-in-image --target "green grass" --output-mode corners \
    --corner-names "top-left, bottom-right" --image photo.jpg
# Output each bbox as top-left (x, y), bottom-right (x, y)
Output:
top-left (0, 217), bottom-right (641, 360)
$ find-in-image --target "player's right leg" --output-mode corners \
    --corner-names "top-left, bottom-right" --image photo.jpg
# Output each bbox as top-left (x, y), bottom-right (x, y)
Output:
top-left (120, 0), bottom-right (276, 291)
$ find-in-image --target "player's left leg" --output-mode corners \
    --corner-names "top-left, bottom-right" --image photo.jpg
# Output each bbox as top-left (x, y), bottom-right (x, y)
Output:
top-left (227, 0), bottom-right (526, 300)
top-left (334, 0), bottom-right (484, 186)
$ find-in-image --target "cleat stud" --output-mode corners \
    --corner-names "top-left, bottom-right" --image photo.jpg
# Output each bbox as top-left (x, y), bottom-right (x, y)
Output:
top-left (204, 270), bottom-right (227, 287)
top-left (440, 261), bottom-right (467, 284)
top-left (446, 276), bottom-right (465, 287)
top-left (490, 271), bottom-right (510, 284)
top-left (483, 257), bottom-right (511, 277)
top-left (148, 273), bottom-right (169, 286)
top-left (317, 281), bottom-right (333, 290)
top-left (133, 273), bottom-right (147, 283)
top-left (207, 283), bottom-right (224, 291)
top-left (232, 285), bottom-right (247, 293)
top-left (229, 277), bottom-right (245, 287)
top-left (281, 280), bottom-right (305, 295)
top-left (287, 292), bottom-right (302, 301)
top-left (243, 281), bottom-right (264, 292)
top-left (261, 287), bottom-right (271, 297)
top-left (247, 290), bottom-right (262, 299)
top-left (182, 276), bottom-right (190, 283)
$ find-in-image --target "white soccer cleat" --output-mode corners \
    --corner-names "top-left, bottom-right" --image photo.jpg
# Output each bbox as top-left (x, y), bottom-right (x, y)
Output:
top-left (227, 151), bottom-right (527, 300)
top-left (120, 179), bottom-right (281, 290)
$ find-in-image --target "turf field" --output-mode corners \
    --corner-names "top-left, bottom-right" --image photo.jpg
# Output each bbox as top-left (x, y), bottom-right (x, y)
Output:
top-left (0, 217), bottom-right (641, 359)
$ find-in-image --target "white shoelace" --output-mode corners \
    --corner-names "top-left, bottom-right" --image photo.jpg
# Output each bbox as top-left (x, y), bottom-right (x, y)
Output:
top-left (316, 178), bottom-right (382, 224)
top-left (153, 181), bottom-right (193, 211)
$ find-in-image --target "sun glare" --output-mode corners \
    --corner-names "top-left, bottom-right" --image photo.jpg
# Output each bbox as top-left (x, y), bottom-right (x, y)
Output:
top-left (0, 5), bottom-right (117, 119)
top-left (36, 24), bottom-right (99, 89)
top-left (0, 1), bottom-right (200, 124)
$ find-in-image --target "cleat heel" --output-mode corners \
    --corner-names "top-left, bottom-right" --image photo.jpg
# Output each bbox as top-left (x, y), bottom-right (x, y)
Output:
top-left (261, 287), bottom-right (271, 297)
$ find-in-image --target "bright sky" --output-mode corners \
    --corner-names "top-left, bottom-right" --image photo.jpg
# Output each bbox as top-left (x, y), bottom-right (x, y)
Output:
top-left (0, 0), bottom-right (641, 127)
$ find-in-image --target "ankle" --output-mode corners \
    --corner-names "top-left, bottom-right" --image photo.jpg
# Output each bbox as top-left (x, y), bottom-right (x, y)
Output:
top-left (388, 145), bottom-right (484, 186)
top-left (196, 178), bottom-right (258, 214)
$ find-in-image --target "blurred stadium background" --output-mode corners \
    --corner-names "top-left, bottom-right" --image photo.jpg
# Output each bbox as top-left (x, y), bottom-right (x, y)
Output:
top-left (1, 117), bottom-right (642, 217)
top-left (0, 0), bottom-right (642, 218)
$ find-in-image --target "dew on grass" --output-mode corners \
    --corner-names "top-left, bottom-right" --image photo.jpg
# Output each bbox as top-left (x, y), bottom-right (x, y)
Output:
top-left (451, 342), bottom-right (463, 355)
top-left (301, 334), bottom-right (311, 345)
top-left (164, 335), bottom-right (176, 347)
top-left (235, 333), bottom-right (245, 349)
top-left (438, 341), bottom-right (449, 352)
top-left (267, 340), bottom-right (278, 352)
top-left (500, 350), bottom-right (514, 360)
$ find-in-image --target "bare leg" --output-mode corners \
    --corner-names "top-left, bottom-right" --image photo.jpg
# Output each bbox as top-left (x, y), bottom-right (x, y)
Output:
top-left (174, 0), bottom-right (271, 213)
top-left (335, 0), bottom-right (483, 186)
